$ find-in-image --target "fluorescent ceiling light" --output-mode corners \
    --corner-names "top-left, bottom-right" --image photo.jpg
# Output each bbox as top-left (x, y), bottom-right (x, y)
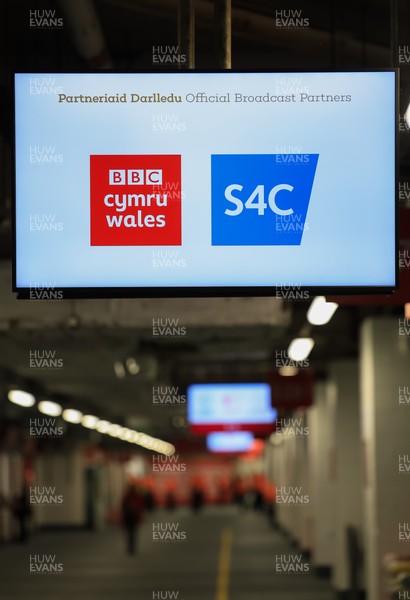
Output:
top-left (118, 427), bottom-right (131, 440)
top-left (38, 400), bottom-right (62, 417)
top-left (96, 420), bottom-right (111, 433)
top-left (7, 390), bottom-right (35, 408)
top-left (62, 408), bottom-right (83, 424)
top-left (288, 337), bottom-right (314, 361)
top-left (113, 361), bottom-right (126, 379)
top-left (108, 423), bottom-right (122, 437)
top-left (125, 357), bottom-right (140, 375)
top-left (82, 415), bottom-right (99, 429)
top-left (307, 296), bottom-right (338, 326)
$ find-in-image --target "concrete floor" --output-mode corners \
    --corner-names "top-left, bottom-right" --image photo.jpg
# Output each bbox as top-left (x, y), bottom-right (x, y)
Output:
top-left (0, 506), bottom-right (335, 600)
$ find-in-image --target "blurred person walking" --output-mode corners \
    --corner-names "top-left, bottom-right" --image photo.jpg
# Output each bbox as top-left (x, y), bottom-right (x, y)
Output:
top-left (12, 487), bottom-right (32, 543)
top-left (121, 483), bottom-right (146, 555)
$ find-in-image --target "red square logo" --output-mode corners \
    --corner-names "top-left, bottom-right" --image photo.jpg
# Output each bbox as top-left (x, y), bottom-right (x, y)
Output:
top-left (90, 155), bottom-right (181, 246)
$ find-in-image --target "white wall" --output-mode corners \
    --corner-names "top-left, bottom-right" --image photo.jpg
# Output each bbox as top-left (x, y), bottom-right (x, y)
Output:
top-left (360, 318), bottom-right (410, 600)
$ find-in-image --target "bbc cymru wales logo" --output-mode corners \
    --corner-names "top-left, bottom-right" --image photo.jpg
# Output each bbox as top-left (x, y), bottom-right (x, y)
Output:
top-left (90, 155), bottom-right (181, 246)
top-left (211, 154), bottom-right (318, 246)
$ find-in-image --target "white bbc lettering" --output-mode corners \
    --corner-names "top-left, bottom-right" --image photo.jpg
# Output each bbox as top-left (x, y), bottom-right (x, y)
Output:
top-left (109, 169), bottom-right (162, 186)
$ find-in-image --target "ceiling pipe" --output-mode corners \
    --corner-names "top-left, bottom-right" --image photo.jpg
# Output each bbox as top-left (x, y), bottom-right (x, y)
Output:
top-left (178, 0), bottom-right (195, 69)
top-left (55, 0), bottom-right (113, 68)
top-left (215, 0), bottom-right (231, 69)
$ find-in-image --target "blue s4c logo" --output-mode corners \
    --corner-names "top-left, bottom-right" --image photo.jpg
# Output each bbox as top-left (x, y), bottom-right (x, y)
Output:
top-left (211, 154), bottom-right (319, 245)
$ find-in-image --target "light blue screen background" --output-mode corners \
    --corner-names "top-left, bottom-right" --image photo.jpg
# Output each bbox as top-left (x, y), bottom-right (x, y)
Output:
top-left (15, 72), bottom-right (396, 288)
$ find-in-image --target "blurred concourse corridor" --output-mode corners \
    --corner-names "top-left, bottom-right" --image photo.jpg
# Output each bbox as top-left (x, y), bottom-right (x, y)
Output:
top-left (0, 507), bottom-right (334, 600)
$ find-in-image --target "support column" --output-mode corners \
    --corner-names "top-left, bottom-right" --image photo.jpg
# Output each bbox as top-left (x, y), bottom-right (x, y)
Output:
top-left (360, 317), bottom-right (410, 600)
top-left (178, 0), bottom-right (195, 69)
top-left (330, 360), bottom-right (363, 598)
top-left (307, 381), bottom-right (336, 578)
